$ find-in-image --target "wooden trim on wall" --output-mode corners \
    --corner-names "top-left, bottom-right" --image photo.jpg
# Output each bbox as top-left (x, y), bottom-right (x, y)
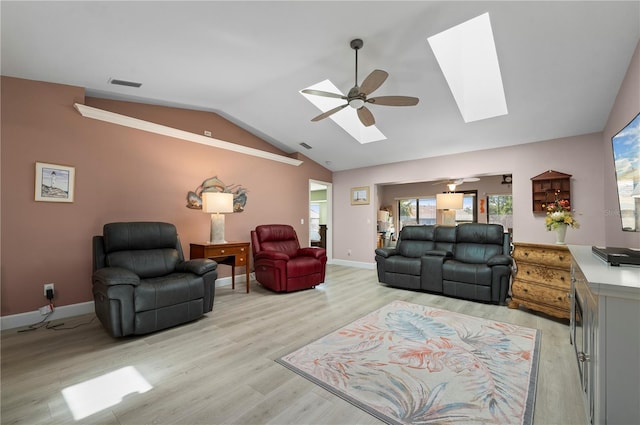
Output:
top-left (74, 103), bottom-right (303, 166)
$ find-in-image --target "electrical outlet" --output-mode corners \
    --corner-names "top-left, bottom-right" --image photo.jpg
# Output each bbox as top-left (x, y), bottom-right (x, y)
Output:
top-left (44, 283), bottom-right (54, 297)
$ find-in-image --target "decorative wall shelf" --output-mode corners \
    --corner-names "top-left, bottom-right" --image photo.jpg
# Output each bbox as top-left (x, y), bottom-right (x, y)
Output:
top-left (531, 170), bottom-right (571, 213)
top-left (73, 103), bottom-right (303, 167)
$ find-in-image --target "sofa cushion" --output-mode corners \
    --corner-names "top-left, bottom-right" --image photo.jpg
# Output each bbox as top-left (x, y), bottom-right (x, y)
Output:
top-left (442, 261), bottom-right (493, 286)
top-left (456, 223), bottom-right (504, 244)
top-left (382, 256), bottom-right (422, 275)
top-left (434, 226), bottom-right (456, 253)
top-left (397, 225), bottom-right (436, 258)
top-left (453, 223), bottom-right (505, 264)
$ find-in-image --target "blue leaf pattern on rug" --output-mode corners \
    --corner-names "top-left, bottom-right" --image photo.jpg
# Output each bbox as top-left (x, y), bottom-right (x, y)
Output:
top-left (277, 300), bottom-right (540, 425)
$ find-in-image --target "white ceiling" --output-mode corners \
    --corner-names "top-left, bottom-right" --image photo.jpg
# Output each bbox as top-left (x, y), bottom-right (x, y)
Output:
top-left (2, 1), bottom-right (639, 172)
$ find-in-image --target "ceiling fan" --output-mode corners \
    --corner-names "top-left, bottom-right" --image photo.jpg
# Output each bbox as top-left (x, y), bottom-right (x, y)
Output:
top-left (301, 38), bottom-right (419, 127)
top-left (432, 177), bottom-right (481, 191)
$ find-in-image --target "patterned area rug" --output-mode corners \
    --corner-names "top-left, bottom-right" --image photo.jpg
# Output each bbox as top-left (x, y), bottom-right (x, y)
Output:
top-left (277, 300), bottom-right (540, 425)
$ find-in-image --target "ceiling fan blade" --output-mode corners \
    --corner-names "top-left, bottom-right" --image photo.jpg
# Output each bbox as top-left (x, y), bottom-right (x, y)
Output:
top-left (357, 106), bottom-right (375, 127)
top-left (359, 69), bottom-right (388, 95)
top-left (367, 95), bottom-right (419, 106)
top-left (311, 103), bottom-right (348, 122)
top-left (301, 89), bottom-right (347, 100)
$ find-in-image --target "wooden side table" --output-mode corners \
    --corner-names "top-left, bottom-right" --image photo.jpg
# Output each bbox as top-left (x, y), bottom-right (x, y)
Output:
top-left (190, 241), bottom-right (251, 293)
top-left (507, 242), bottom-right (572, 319)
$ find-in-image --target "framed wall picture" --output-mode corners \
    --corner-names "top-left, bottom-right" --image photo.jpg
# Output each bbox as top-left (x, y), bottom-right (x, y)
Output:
top-left (35, 162), bottom-right (75, 202)
top-left (351, 186), bottom-right (370, 205)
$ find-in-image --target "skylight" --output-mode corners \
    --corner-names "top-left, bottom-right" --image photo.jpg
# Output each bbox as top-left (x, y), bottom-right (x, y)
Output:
top-left (428, 12), bottom-right (508, 123)
top-left (300, 80), bottom-right (386, 144)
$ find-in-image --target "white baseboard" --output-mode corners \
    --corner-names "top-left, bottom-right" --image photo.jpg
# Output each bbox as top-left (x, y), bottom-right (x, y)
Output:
top-left (330, 259), bottom-right (376, 270)
top-left (1, 301), bottom-right (95, 331)
top-left (215, 272), bottom-right (253, 287)
top-left (1, 274), bottom-right (255, 331)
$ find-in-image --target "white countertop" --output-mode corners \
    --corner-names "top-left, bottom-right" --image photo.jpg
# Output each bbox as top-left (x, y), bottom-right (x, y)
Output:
top-left (568, 245), bottom-right (640, 300)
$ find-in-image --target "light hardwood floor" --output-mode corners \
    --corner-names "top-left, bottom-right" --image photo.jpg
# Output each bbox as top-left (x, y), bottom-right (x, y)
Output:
top-left (1, 265), bottom-right (587, 425)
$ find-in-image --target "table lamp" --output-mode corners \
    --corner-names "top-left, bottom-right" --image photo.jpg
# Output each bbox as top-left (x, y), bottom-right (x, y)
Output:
top-left (202, 192), bottom-right (234, 244)
top-left (436, 193), bottom-right (463, 226)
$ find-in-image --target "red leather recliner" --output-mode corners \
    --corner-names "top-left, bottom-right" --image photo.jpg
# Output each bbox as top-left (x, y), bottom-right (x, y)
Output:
top-left (251, 224), bottom-right (327, 292)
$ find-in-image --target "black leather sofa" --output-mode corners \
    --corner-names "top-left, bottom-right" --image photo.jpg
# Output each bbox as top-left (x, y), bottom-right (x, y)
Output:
top-left (375, 223), bottom-right (512, 304)
top-left (92, 222), bottom-right (218, 337)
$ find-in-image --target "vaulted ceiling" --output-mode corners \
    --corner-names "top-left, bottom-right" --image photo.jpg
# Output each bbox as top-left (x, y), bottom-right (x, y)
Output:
top-left (2, 1), bottom-right (639, 171)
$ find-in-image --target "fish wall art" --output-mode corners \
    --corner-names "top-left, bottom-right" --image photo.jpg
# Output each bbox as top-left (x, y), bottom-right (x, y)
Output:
top-left (186, 176), bottom-right (248, 212)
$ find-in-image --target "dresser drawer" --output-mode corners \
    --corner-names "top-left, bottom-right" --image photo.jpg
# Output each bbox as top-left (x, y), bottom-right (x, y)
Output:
top-left (512, 280), bottom-right (570, 310)
top-left (205, 246), bottom-right (246, 257)
top-left (516, 263), bottom-right (571, 289)
top-left (513, 245), bottom-right (571, 268)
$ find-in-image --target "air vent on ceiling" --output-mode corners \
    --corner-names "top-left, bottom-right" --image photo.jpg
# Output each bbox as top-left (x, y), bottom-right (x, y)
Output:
top-left (299, 142), bottom-right (312, 150)
top-left (109, 78), bottom-right (142, 88)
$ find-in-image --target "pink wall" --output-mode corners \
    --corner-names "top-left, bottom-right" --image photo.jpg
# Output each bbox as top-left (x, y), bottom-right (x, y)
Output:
top-left (602, 41), bottom-right (640, 248)
top-left (0, 76), bottom-right (331, 316)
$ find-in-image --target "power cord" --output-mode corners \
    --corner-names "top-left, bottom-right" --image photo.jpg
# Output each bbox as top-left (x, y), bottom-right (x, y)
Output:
top-left (18, 288), bottom-right (96, 332)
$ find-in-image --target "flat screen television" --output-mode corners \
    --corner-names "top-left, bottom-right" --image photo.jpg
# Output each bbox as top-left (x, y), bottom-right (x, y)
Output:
top-left (611, 112), bottom-right (640, 232)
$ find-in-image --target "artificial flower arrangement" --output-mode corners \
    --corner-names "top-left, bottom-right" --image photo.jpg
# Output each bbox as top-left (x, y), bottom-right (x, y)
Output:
top-left (543, 191), bottom-right (579, 231)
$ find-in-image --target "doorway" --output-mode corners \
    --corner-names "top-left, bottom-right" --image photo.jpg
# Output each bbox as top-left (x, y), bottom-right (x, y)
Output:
top-left (309, 180), bottom-right (332, 262)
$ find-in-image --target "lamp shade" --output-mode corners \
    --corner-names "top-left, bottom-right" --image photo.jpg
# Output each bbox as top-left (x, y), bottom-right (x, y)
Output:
top-left (202, 192), bottom-right (234, 213)
top-left (436, 193), bottom-right (464, 210)
top-left (377, 210), bottom-right (390, 222)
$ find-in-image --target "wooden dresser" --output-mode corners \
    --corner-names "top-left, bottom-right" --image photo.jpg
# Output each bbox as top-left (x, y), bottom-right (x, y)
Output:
top-left (508, 242), bottom-right (572, 319)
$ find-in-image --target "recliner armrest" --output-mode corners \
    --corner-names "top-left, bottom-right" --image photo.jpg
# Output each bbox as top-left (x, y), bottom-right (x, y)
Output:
top-left (424, 249), bottom-right (453, 258)
top-left (255, 251), bottom-right (290, 261)
top-left (298, 247), bottom-right (326, 259)
top-left (177, 258), bottom-right (218, 275)
top-left (487, 255), bottom-right (513, 267)
top-left (375, 248), bottom-right (397, 258)
top-left (93, 267), bottom-right (140, 286)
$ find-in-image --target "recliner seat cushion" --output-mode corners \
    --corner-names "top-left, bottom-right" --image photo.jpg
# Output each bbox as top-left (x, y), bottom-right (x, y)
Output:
top-left (135, 273), bottom-right (205, 312)
top-left (382, 257), bottom-right (422, 275)
top-left (442, 261), bottom-right (493, 286)
top-left (287, 257), bottom-right (323, 277)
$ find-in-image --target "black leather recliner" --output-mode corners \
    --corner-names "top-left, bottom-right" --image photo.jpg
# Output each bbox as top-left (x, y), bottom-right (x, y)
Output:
top-left (92, 222), bottom-right (218, 337)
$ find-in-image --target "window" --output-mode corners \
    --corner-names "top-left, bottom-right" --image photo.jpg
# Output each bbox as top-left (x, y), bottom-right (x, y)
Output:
top-left (399, 192), bottom-right (477, 229)
top-left (487, 194), bottom-right (513, 231)
top-left (456, 191), bottom-right (477, 223)
top-left (398, 197), bottom-right (437, 229)
top-left (309, 202), bottom-right (321, 240)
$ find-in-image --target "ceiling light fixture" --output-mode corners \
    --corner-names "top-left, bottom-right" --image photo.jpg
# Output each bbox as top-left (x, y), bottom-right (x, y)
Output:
top-left (348, 96), bottom-right (365, 109)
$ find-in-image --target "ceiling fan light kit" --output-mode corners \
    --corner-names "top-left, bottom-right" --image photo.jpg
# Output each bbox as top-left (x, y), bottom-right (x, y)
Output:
top-left (302, 38), bottom-right (419, 127)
